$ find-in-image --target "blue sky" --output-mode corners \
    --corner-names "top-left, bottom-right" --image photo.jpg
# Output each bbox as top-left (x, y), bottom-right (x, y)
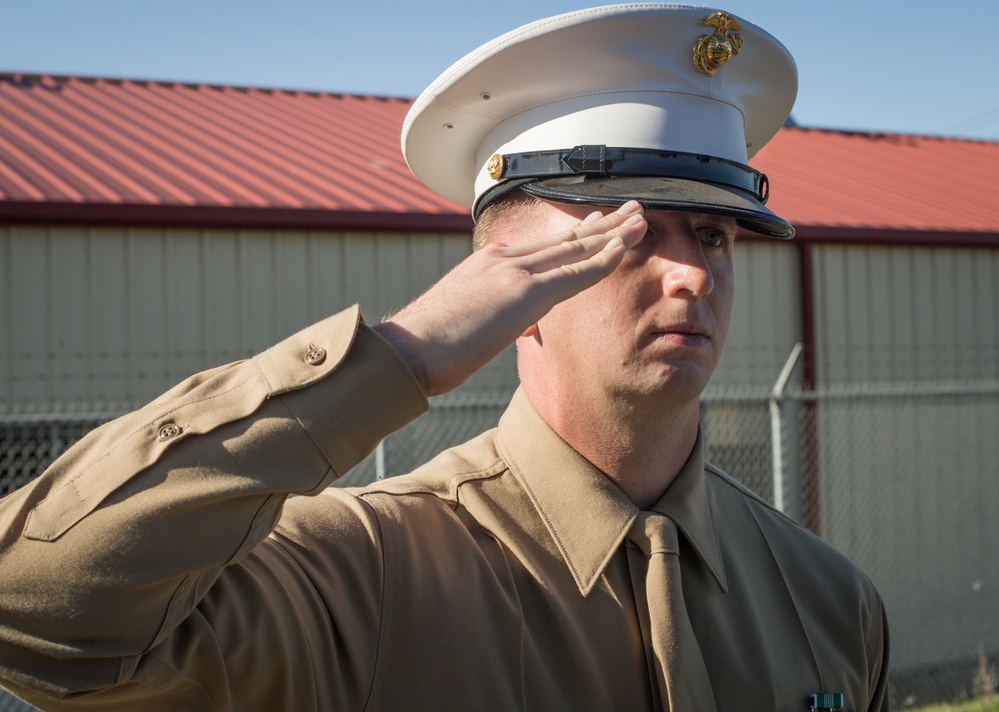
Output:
top-left (4, 0), bottom-right (999, 141)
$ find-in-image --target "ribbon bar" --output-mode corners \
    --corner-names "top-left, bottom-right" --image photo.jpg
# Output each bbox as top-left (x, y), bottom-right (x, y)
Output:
top-left (810, 692), bottom-right (844, 710)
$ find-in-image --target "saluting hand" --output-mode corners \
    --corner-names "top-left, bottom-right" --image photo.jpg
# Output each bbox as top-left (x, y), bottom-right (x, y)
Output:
top-left (373, 200), bottom-right (648, 396)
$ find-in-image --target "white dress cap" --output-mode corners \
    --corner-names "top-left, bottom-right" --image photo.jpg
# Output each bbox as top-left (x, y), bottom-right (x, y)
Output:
top-left (402, 4), bottom-right (798, 238)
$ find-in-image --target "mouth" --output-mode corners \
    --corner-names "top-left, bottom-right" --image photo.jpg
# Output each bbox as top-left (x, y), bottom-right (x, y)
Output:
top-left (649, 323), bottom-right (711, 347)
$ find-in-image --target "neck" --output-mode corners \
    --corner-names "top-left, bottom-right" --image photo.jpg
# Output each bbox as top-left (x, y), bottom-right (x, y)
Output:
top-left (523, 379), bottom-right (701, 510)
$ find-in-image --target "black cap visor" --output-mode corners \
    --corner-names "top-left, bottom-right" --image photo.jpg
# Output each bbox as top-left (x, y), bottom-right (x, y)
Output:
top-left (472, 146), bottom-right (795, 239)
top-left (520, 174), bottom-right (795, 239)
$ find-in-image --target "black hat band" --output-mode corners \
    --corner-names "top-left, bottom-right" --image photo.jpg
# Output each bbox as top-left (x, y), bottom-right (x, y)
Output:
top-left (491, 145), bottom-right (769, 204)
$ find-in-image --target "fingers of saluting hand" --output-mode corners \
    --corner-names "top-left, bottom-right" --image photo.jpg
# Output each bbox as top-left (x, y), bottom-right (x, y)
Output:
top-left (501, 200), bottom-right (646, 265)
top-left (529, 212), bottom-right (646, 277)
top-left (498, 200), bottom-right (647, 303)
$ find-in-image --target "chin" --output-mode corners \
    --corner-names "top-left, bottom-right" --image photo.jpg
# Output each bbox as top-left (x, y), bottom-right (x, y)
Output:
top-left (615, 366), bottom-right (713, 407)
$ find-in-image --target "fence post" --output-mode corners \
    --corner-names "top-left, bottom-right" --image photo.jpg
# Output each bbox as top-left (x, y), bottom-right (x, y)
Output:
top-left (769, 343), bottom-right (803, 514)
top-left (375, 440), bottom-right (386, 480)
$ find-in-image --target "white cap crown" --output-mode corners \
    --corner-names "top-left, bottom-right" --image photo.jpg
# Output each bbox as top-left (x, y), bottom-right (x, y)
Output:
top-left (402, 4), bottom-right (798, 237)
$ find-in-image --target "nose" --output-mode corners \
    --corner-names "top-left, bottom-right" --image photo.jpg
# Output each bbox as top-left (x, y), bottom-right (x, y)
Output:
top-left (655, 232), bottom-right (715, 297)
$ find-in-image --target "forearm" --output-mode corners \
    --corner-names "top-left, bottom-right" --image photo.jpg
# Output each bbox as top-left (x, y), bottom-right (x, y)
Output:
top-left (0, 306), bottom-right (427, 699)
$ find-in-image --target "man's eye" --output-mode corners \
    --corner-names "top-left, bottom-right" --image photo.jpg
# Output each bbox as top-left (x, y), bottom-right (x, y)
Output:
top-left (699, 229), bottom-right (728, 247)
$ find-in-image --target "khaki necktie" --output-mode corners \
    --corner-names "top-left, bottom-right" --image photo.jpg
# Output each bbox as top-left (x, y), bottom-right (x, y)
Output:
top-left (627, 511), bottom-right (717, 711)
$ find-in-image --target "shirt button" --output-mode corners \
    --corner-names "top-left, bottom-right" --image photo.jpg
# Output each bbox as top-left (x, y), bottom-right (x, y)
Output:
top-left (305, 344), bottom-right (327, 366)
top-left (157, 423), bottom-right (183, 441)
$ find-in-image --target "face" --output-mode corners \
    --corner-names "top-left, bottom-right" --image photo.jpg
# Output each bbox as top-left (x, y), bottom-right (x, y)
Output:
top-left (517, 201), bottom-right (736, 410)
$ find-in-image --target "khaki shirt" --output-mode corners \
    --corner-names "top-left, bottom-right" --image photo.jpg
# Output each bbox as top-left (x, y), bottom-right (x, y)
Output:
top-left (0, 306), bottom-right (888, 711)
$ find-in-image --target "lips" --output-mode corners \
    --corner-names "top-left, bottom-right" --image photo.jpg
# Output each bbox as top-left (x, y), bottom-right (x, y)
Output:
top-left (661, 322), bottom-right (709, 337)
top-left (647, 322), bottom-right (711, 347)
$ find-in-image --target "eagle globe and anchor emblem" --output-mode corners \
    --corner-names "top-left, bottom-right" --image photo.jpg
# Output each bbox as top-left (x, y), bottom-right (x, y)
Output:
top-left (693, 11), bottom-right (745, 76)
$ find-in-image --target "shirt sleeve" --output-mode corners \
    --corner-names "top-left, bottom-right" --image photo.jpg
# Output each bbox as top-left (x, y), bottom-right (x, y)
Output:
top-left (0, 305), bottom-right (429, 710)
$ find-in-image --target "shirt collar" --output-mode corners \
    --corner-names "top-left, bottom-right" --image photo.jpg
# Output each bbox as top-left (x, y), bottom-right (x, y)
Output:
top-left (496, 388), bottom-right (728, 596)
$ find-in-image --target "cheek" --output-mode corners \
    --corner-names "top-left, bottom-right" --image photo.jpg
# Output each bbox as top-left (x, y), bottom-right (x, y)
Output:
top-left (710, 263), bottom-right (736, 331)
top-left (587, 271), bottom-right (642, 321)
top-left (542, 277), bottom-right (632, 344)
top-left (715, 262), bottom-right (735, 299)
top-left (538, 290), bottom-right (599, 341)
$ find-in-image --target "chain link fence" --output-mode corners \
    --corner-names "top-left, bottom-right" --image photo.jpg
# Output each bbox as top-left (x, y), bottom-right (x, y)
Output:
top-left (2, 380), bottom-right (997, 710)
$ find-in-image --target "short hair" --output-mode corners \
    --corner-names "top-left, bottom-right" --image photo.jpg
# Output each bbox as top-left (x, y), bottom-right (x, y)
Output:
top-left (471, 189), bottom-right (546, 251)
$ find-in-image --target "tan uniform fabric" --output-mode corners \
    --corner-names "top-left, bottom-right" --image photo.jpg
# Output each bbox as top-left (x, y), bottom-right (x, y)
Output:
top-left (0, 306), bottom-right (889, 711)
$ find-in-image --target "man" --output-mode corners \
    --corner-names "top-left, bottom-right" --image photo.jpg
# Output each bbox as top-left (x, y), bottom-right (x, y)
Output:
top-left (0, 5), bottom-right (889, 711)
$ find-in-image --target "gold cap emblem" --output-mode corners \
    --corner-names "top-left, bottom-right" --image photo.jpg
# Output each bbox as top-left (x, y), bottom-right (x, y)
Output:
top-left (693, 11), bottom-right (744, 77)
top-left (486, 153), bottom-right (506, 181)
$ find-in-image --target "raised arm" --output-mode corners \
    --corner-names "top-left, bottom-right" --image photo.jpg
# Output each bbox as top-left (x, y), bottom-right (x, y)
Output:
top-left (0, 203), bottom-right (646, 709)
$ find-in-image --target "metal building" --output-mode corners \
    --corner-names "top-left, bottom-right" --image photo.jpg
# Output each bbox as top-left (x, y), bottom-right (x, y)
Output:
top-left (1, 73), bottom-right (998, 708)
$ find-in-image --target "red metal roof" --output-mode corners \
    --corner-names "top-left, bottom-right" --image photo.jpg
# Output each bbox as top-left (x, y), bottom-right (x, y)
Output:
top-left (1, 72), bottom-right (997, 241)
top-left (0, 73), bottom-right (470, 232)
top-left (752, 127), bottom-right (999, 242)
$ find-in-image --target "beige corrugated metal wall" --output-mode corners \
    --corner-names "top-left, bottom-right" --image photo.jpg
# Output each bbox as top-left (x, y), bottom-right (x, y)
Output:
top-left (0, 224), bottom-right (518, 411)
top-left (809, 242), bottom-right (999, 671)
top-left (814, 243), bottom-right (999, 383)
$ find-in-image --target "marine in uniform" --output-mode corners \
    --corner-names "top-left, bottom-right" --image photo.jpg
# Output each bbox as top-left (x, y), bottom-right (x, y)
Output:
top-left (0, 5), bottom-right (888, 711)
